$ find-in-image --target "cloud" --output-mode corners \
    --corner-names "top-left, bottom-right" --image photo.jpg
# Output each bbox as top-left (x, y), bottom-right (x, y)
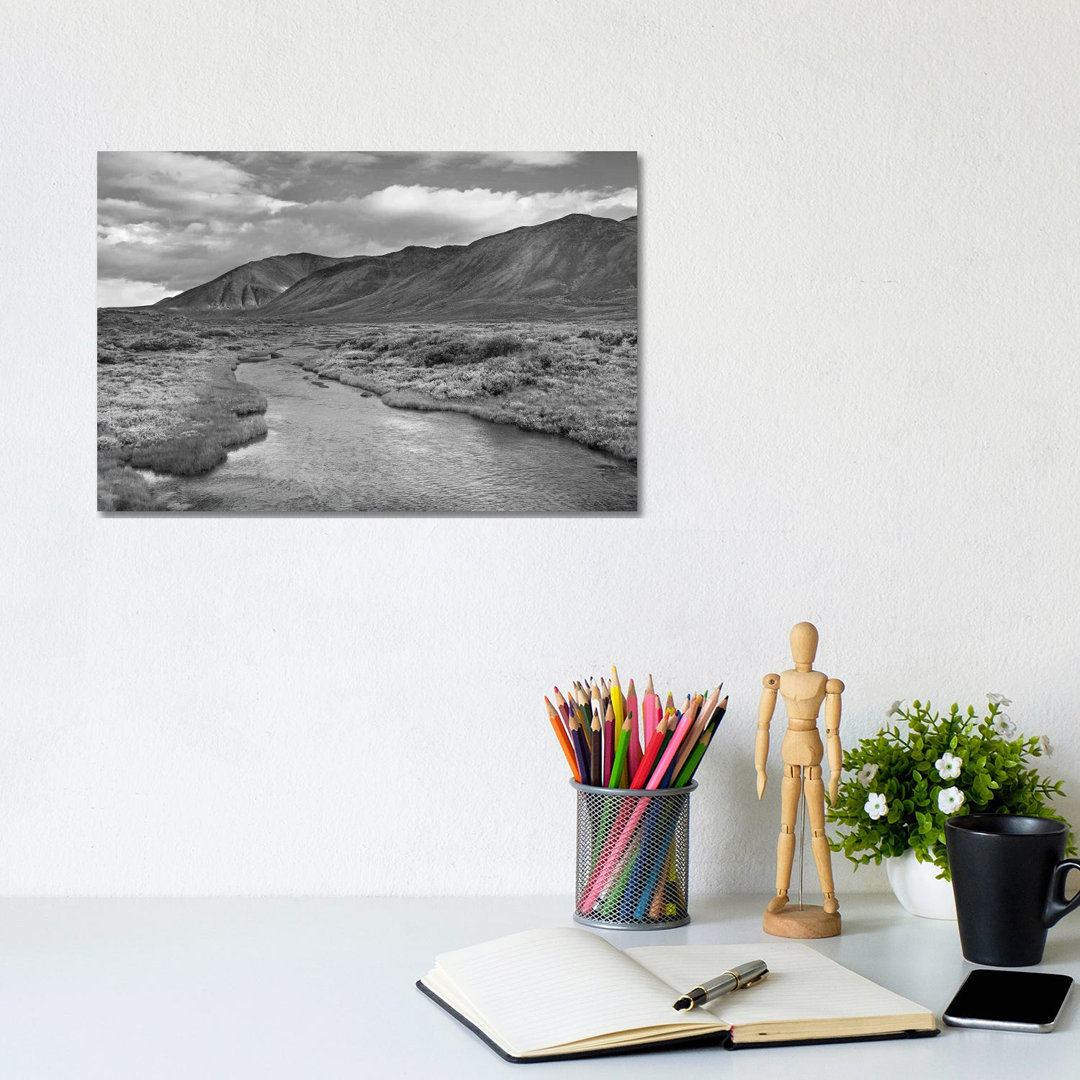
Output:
top-left (98, 151), bottom-right (297, 220)
top-left (97, 151), bottom-right (637, 294)
top-left (97, 277), bottom-right (176, 307)
top-left (303, 184), bottom-right (638, 249)
top-left (476, 152), bottom-right (581, 168)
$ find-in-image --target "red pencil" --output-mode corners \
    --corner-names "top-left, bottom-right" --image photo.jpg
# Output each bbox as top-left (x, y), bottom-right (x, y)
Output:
top-left (630, 706), bottom-right (667, 788)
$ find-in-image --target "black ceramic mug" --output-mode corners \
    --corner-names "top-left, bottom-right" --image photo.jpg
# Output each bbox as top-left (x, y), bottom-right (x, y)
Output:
top-left (945, 814), bottom-right (1080, 966)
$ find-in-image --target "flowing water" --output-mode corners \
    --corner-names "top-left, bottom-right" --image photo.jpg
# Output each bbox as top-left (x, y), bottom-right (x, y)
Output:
top-left (148, 354), bottom-right (637, 512)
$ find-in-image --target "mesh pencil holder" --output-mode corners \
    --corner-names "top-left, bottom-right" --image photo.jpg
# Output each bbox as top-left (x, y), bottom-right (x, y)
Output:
top-left (571, 781), bottom-right (697, 930)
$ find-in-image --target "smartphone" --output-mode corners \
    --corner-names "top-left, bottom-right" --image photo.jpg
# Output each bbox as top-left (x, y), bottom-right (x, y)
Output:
top-left (943, 969), bottom-right (1074, 1033)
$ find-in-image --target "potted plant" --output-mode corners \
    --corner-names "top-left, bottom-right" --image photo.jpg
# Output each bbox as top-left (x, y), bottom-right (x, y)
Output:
top-left (826, 695), bottom-right (1072, 919)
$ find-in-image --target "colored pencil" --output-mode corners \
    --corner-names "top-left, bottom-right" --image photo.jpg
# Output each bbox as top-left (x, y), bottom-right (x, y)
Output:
top-left (545, 696), bottom-right (580, 782)
top-left (656, 697), bottom-right (698, 788)
top-left (553, 686), bottom-right (571, 729)
top-left (602, 702), bottom-right (615, 786)
top-left (608, 702), bottom-right (634, 790)
top-left (589, 709), bottom-right (603, 786)
top-left (546, 670), bottom-right (727, 914)
top-left (625, 679), bottom-right (641, 783)
top-left (609, 667), bottom-right (625, 732)
top-left (567, 700), bottom-right (591, 782)
top-left (675, 695), bottom-right (728, 786)
top-left (580, 708), bottom-right (699, 910)
top-left (670, 686), bottom-right (719, 781)
top-left (575, 683), bottom-right (592, 734)
top-left (630, 705), bottom-right (666, 788)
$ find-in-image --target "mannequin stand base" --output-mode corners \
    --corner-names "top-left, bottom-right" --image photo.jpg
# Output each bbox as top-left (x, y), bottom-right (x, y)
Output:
top-left (762, 904), bottom-right (841, 939)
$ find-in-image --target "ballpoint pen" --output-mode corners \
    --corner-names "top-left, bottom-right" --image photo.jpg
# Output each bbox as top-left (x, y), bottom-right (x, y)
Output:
top-left (672, 959), bottom-right (769, 1011)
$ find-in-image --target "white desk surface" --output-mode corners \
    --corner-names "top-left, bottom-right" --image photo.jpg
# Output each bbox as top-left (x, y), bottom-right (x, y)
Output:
top-left (0, 893), bottom-right (1076, 1078)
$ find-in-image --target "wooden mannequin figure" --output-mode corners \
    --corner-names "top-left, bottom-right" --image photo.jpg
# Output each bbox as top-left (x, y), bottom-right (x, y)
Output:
top-left (755, 621), bottom-right (844, 938)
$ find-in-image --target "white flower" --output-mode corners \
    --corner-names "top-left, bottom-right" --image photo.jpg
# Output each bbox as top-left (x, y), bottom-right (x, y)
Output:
top-left (992, 713), bottom-right (1017, 738)
top-left (864, 792), bottom-right (889, 820)
top-left (885, 700), bottom-right (904, 718)
top-left (857, 763), bottom-right (879, 785)
top-left (1041, 734), bottom-right (1054, 757)
top-left (987, 692), bottom-right (1013, 707)
top-left (938, 786), bottom-right (965, 814)
top-left (935, 751), bottom-right (962, 780)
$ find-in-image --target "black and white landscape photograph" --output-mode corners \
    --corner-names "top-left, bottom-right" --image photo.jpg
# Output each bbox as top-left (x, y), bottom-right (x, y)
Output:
top-left (97, 151), bottom-right (638, 512)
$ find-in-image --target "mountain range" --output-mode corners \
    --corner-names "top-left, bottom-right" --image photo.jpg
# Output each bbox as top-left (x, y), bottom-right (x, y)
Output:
top-left (154, 213), bottom-right (636, 322)
top-left (154, 252), bottom-right (342, 311)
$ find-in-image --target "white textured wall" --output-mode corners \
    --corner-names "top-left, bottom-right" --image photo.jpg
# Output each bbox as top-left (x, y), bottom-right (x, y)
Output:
top-left (3, 1), bottom-right (1079, 898)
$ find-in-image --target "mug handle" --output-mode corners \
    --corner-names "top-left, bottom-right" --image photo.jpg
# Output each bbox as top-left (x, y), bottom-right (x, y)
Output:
top-left (1043, 859), bottom-right (1080, 928)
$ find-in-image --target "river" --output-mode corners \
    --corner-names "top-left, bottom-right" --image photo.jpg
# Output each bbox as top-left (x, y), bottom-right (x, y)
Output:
top-left (148, 357), bottom-right (638, 512)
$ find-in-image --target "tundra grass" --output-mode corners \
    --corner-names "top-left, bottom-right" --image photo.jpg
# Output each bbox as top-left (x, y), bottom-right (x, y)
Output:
top-left (298, 322), bottom-right (638, 460)
top-left (97, 309), bottom-right (269, 510)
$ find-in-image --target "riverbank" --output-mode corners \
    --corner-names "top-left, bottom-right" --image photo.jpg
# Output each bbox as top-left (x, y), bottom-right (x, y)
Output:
top-left (97, 310), bottom-right (270, 510)
top-left (288, 322), bottom-right (638, 460)
top-left (142, 356), bottom-right (638, 512)
top-left (97, 313), bottom-right (638, 509)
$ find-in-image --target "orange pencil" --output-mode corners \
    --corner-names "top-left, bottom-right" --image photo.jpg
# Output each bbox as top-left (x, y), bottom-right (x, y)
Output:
top-left (545, 696), bottom-right (580, 782)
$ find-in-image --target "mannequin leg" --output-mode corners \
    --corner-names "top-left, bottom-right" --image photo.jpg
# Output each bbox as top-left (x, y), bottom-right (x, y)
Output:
top-left (767, 764), bottom-right (802, 913)
top-left (805, 766), bottom-right (839, 914)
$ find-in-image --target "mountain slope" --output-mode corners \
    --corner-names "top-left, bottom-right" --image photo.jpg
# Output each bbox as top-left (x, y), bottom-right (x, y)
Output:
top-left (155, 252), bottom-right (343, 311)
top-left (257, 213), bottom-right (636, 322)
top-left (259, 244), bottom-right (464, 317)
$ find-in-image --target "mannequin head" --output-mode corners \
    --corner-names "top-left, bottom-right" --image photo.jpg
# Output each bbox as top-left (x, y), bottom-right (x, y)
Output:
top-left (790, 621), bottom-right (819, 670)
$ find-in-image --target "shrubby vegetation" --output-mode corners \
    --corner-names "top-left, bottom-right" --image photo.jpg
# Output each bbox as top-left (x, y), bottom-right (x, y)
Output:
top-left (96, 310), bottom-right (269, 509)
top-left (96, 312), bottom-right (639, 510)
top-left (302, 321), bottom-right (638, 459)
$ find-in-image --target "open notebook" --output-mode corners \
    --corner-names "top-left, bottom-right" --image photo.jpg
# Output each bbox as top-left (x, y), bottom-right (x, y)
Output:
top-left (418, 927), bottom-right (937, 1062)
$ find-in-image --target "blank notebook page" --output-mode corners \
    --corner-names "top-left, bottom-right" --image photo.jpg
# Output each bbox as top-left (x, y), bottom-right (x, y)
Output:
top-left (626, 943), bottom-right (930, 1024)
top-left (432, 927), bottom-right (715, 1053)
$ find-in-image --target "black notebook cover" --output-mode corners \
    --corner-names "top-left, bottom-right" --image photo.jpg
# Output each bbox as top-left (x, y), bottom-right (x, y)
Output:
top-left (417, 979), bottom-right (939, 1063)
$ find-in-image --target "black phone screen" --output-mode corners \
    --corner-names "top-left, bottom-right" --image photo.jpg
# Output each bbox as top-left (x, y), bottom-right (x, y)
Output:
top-left (944, 970), bottom-right (1073, 1031)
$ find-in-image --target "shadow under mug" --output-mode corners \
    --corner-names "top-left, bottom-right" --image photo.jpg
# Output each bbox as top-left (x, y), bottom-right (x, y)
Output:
top-left (945, 814), bottom-right (1080, 966)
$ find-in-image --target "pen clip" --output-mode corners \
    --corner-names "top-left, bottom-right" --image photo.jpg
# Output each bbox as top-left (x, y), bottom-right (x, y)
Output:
top-left (739, 968), bottom-right (769, 989)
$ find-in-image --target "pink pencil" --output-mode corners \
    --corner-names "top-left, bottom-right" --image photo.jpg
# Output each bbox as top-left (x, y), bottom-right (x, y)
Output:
top-left (626, 680), bottom-right (641, 782)
top-left (579, 709), bottom-right (698, 911)
top-left (630, 711), bottom-right (667, 788)
top-left (670, 686), bottom-right (720, 781)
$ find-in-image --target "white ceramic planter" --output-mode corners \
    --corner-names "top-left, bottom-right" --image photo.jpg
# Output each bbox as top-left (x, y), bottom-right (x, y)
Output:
top-left (885, 849), bottom-right (957, 920)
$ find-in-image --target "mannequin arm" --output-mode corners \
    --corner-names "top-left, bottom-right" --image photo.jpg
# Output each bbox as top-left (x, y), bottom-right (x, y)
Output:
top-left (824, 678), bottom-right (844, 804)
top-left (756, 674), bottom-right (779, 799)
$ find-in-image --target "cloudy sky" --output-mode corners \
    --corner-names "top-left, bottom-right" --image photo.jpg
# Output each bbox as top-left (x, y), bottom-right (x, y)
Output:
top-left (97, 151), bottom-right (637, 306)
